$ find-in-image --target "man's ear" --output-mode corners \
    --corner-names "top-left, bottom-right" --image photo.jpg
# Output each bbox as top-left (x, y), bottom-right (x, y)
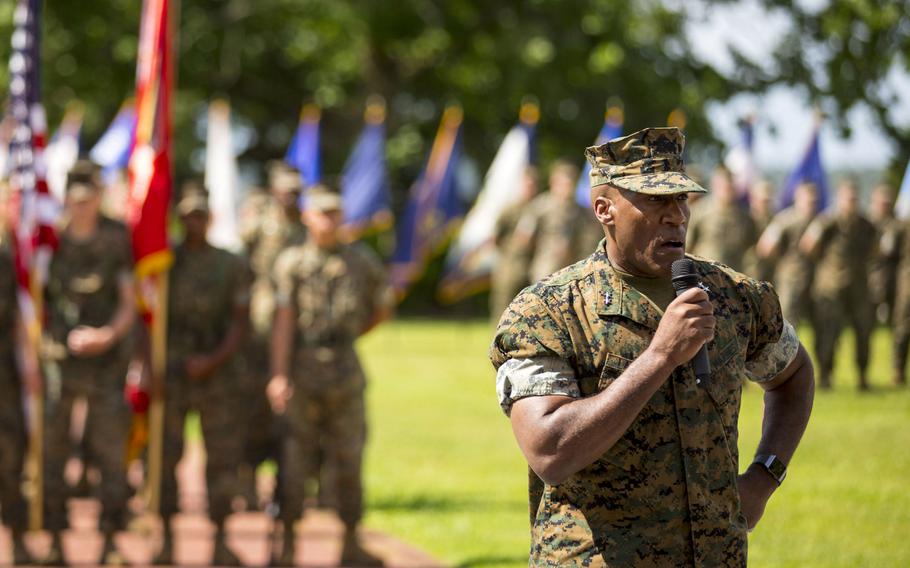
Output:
top-left (592, 190), bottom-right (615, 226)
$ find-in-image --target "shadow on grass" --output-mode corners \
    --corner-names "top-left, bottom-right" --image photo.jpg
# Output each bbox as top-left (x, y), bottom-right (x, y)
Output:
top-left (455, 555), bottom-right (528, 567)
top-left (369, 494), bottom-right (520, 513)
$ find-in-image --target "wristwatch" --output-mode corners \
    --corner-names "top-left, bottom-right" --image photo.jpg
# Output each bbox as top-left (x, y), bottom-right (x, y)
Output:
top-left (753, 454), bottom-right (787, 485)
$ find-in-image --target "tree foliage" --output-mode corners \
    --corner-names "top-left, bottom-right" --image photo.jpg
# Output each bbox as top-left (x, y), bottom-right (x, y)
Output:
top-left (0, 0), bottom-right (733, 190)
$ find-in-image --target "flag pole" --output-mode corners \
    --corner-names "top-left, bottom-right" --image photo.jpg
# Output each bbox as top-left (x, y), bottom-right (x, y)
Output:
top-left (26, 271), bottom-right (43, 531)
top-left (146, 272), bottom-right (168, 516)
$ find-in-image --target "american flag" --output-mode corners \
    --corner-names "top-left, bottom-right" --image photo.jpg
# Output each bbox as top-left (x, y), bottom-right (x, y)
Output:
top-left (7, 0), bottom-right (59, 320)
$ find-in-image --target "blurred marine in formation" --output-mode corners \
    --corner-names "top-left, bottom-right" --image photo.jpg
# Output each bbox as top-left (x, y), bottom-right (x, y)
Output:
top-left (686, 166), bottom-right (757, 272)
top-left (756, 181), bottom-right (820, 325)
top-left (268, 185), bottom-right (392, 566)
top-left (800, 180), bottom-right (876, 390)
top-left (42, 161), bottom-right (136, 565)
top-left (155, 184), bottom-right (251, 566)
top-left (892, 214), bottom-right (910, 387)
top-left (489, 165), bottom-right (539, 319)
top-left (238, 163), bottom-right (307, 508)
top-left (0, 184), bottom-right (37, 565)
top-left (521, 159), bottom-right (602, 283)
top-left (743, 179), bottom-right (777, 282)
top-left (868, 183), bottom-right (902, 324)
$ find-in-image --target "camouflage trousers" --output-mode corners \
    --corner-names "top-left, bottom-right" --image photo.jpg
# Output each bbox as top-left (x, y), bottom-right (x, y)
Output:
top-left (161, 376), bottom-right (242, 525)
top-left (241, 336), bottom-right (283, 468)
top-left (893, 290), bottom-right (910, 381)
top-left (0, 363), bottom-right (27, 533)
top-left (280, 345), bottom-right (366, 526)
top-left (44, 359), bottom-right (130, 533)
top-left (812, 286), bottom-right (873, 385)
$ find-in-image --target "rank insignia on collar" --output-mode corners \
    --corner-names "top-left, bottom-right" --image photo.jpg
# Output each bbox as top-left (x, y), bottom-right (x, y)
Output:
top-left (604, 290), bottom-right (613, 307)
top-left (698, 282), bottom-right (710, 294)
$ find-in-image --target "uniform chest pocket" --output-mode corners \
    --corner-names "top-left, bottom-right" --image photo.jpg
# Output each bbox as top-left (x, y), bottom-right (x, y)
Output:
top-left (586, 352), bottom-right (632, 395)
top-left (705, 335), bottom-right (745, 410)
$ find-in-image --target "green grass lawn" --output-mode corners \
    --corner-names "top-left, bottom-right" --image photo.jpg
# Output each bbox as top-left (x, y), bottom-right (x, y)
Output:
top-left (358, 320), bottom-right (910, 567)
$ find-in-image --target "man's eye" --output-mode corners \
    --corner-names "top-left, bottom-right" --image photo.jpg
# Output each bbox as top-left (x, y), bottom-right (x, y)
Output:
top-left (677, 194), bottom-right (689, 201)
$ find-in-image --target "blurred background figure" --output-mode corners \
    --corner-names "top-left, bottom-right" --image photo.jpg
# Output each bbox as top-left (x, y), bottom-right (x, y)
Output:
top-left (155, 183), bottom-right (250, 566)
top-left (0, 182), bottom-right (37, 565)
top-left (42, 161), bottom-right (136, 565)
top-left (800, 180), bottom-right (876, 390)
top-left (268, 185), bottom-right (391, 566)
top-left (892, 215), bottom-right (910, 388)
top-left (757, 181), bottom-right (820, 325)
top-left (520, 159), bottom-right (601, 284)
top-left (237, 162), bottom-right (307, 514)
top-left (868, 183), bottom-right (902, 325)
top-left (743, 179), bottom-right (777, 282)
top-left (687, 165), bottom-right (757, 272)
top-left (489, 165), bottom-right (538, 321)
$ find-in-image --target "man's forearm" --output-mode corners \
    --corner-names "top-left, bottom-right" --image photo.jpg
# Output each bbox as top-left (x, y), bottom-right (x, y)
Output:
top-left (208, 305), bottom-right (249, 370)
top-left (270, 305), bottom-right (294, 377)
top-left (512, 347), bottom-right (676, 485)
top-left (754, 347), bottom-right (815, 465)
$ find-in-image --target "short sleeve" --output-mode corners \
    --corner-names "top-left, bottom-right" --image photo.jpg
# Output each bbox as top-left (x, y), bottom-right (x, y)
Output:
top-left (490, 289), bottom-right (579, 415)
top-left (272, 248), bottom-right (298, 307)
top-left (741, 278), bottom-right (799, 383)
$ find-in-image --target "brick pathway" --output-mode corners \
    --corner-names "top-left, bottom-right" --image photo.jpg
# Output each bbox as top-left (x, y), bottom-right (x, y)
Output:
top-left (1, 441), bottom-right (444, 567)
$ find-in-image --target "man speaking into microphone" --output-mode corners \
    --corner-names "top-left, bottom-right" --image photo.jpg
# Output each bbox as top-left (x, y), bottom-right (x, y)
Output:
top-left (490, 127), bottom-right (814, 567)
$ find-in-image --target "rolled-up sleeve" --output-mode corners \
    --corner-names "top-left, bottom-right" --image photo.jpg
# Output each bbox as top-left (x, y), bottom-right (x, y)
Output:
top-left (742, 277), bottom-right (800, 383)
top-left (490, 287), bottom-right (578, 416)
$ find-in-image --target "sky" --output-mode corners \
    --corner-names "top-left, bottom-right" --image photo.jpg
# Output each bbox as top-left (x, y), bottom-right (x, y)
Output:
top-left (686, 0), bottom-right (910, 173)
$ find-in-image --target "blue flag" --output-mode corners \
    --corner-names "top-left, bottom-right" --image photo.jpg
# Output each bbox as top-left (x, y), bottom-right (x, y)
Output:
top-left (340, 103), bottom-right (392, 236)
top-left (90, 101), bottom-right (135, 181)
top-left (389, 107), bottom-right (464, 299)
top-left (284, 104), bottom-right (321, 187)
top-left (777, 124), bottom-right (829, 212)
top-left (575, 109), bottom-right (623, 207)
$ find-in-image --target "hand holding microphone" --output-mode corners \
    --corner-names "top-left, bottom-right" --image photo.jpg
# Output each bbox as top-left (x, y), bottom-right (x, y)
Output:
top-left (648, 259), bottom-right (714, 384)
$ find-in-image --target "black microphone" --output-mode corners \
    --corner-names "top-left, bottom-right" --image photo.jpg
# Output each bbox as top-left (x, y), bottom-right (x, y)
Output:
top-left (670, 258), bottom-right (711, 386)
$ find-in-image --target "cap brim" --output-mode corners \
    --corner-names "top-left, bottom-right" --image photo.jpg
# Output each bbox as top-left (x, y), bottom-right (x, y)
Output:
top-left (607, 172), bottom-right (707, 195)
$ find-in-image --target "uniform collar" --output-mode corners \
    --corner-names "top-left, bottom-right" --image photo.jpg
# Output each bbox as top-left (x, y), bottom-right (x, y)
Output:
top-left (593, 242), bottom-right (664, 330)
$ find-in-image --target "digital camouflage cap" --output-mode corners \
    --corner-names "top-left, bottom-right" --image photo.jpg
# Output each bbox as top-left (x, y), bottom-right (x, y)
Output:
top-left (585, 127), bottom-right (707, 195)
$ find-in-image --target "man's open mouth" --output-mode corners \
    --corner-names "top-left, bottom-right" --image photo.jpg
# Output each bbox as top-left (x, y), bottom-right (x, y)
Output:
top-left (660, 240), bottom-right (684, 249)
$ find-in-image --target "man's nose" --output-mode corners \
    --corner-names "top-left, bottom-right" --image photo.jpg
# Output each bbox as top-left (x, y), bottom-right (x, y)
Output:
top-left (662, 199), bottom-right (687, 225)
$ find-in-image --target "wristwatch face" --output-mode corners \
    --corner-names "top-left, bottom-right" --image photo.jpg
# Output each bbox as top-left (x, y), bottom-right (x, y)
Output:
top-left (758, 454), bottom-right (787, 484)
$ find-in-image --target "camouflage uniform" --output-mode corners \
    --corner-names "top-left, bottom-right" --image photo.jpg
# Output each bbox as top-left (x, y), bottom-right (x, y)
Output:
top-left (0, 241), bottom-right (27, 536)
top-left (869, 215), bottom-right (902, 324)
top-left (273, 239), bottom-right (392, 527)
top-left (522, 193), bottom-right (602, 283)
top-left (687, 199), bottom-right (757, 272)
top-left (491, 128), bottom-right (801, 566)
top-left (743, 208), bottom-right (776, 282)
top-left (43, 216), bottom-right (134, 533)
top-left (761, 207), bottom-right (815, 324)
top-left (490, 200), bottom-right (533, 320)
top-left (892, 220), bottom-right (910, 385)
top-left (491, 246), bottom-right (798, 566)
top-left (805, 212), bottom-right (876, 387)
top-left (240, 196), bottom-right (307, 467)
top-left (160, 241), bottom-right (251, 526)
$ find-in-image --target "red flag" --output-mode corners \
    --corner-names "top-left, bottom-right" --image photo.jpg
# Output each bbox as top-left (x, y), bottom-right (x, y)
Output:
top-left (127, 0), bottom-right (173, 305)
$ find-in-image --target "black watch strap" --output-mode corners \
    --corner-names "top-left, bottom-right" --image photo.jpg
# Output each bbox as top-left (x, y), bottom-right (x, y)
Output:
top-left (753, 454), bottom-right (787, 485)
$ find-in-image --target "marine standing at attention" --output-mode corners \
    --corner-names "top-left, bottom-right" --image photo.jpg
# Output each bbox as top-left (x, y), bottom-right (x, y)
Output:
top-left (268, 185), bottom-right (392, 566)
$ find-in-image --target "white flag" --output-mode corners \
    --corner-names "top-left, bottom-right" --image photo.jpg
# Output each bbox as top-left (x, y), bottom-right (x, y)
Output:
top-left (439, 123), bottom-right (532, 301)
top-left (205, 100), bottom-right (242, 251)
